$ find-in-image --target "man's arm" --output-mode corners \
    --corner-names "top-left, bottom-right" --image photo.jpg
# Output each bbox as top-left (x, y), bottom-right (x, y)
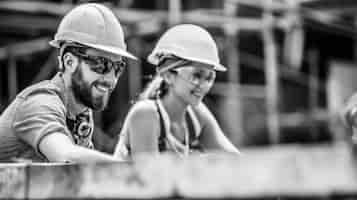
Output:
top-left (13, 93), bottom-right (120, 162)
top-left (39, 132), bottom-right (121, 163)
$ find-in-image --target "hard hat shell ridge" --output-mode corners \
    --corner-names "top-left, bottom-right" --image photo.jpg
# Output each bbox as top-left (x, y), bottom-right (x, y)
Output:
top-left (50, 3), bottom-right (137, 60)
top-left (148, 24), bottom-right (226, 71)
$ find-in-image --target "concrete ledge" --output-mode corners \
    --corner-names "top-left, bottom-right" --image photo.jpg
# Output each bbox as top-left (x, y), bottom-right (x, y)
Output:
top-left (0, 144), bottom-right (356, 199)
top-left (0, 164), bottom-right (26, 199)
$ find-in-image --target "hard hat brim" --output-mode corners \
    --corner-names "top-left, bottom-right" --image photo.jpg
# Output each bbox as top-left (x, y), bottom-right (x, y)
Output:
top-left (147, 53), bottom-right (226, 72)
top-left (180, 55), bottom-right (227, 72)
top-left (50, 40), bottom-right (138, 60)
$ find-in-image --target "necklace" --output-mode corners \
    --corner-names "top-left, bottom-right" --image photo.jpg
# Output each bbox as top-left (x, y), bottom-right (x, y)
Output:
top-left (157, 99), bottom-right (190, 157)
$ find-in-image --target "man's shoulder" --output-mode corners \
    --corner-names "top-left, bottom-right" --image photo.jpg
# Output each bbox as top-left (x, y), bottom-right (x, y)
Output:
top-left (18, 80), bottom-right (62, 100)
top-left (15, 78), bottom-right (67, 115)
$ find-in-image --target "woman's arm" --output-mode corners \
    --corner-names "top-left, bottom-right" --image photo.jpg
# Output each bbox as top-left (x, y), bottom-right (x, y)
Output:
top-left (127, 101), bottom-right (161, 156)
top-left (195, 103), bottom-right (240, 154)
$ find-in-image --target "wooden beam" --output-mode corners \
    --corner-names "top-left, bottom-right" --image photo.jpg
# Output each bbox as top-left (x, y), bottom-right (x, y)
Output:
top-left (168, 0), bottom-right (182, 26)
top-left (0, 37), bottom-right (51, 60)
top-left (300, 0), bottom-right (357, 10)
top-left (263, 3), bottom-right (280, 144)
top-left (0, 1), bottom-right (166, 26)
top-left (183, 9), bottom-right (263, 31)
top-left (308, 48), bottom-right (320, 141)
top-left (0, 13), bottom-right (59, 32)
top-left (239, 51), bottom-right (326, 93)
top-left (0, 1), bottom-right (166, 37)
top-left (3, 144), bottom-right (357, 198)
top-left (0, 1), bottom-right (72, 16)
top-left (1, 0), bottom-right (356, 38)
top-left (226, 0), bottom-right (290, 11)
top-left (221, 1), bottom-right (245, 146)
top-left (127, 38), bottom-right (143, 100)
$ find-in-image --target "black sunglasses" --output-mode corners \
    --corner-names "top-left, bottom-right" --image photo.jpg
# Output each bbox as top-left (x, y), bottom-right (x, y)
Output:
top-left (70, 48), bottom-right (126, 76)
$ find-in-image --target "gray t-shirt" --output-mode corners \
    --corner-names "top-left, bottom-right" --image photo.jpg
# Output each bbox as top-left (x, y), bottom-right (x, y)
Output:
top-left (0, 73), bottom-right (94, 162)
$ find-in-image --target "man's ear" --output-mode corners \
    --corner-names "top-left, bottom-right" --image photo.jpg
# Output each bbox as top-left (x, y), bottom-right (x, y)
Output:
top-left (63, 52), bottom-right (79, 73)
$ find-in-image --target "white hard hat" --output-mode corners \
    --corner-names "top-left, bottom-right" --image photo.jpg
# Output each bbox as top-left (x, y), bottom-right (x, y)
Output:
top-left (148, 24), bottom-right (226, 71)
top-left (50, 3), bottom-right (137, 60)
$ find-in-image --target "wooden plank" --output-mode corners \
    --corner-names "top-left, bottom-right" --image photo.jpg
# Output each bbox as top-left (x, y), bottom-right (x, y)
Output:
top-left (0, 37), bottom-right (51, 60)
top-left (238, 51), bottom-right (326, 94)
top-left (183, 9), bottom-right (263, 31)
top-left (0, 0), bottom-right (356, 38)
top-left (226, 0), bottom-right (290, 11)
top-left (0, 1), bottom-right (271, 32)
top-left (221, 5), bottom-right (244, 146)
top-left (0, 2), bottom-right (165, 36)
top-left (127, 38), bottom-right (143, 100)
top-left (0, 164), bottom-right (27, 199)
top-left (1, 144), bottom-right (355, 198)
top-left (0, 14), bottom-right (59, 32)
top-left (0, 1), bottom-right (167, 26)
top-left (227, 0), bottom-right (357, 13)
top-left (308, 48), bottom-right (320, 140)
top-left (300, 0), bottom-right (357, 10)
top-left (262, 5), bottom-right (280, 144)
top-left (0, 1), bottom-right (72, 16)
top-left (168, 0), bottom-right (182, 25)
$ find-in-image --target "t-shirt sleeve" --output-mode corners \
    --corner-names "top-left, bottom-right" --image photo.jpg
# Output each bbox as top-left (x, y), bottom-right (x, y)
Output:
top-left (12, 93), bottom-right (70, 154)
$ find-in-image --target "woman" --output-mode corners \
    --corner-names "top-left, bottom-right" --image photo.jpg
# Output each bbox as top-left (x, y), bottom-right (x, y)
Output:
top-left (114, 24), bottom-right (240, 159)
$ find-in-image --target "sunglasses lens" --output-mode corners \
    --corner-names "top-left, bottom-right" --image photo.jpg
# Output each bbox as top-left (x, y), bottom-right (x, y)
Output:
top-left (71, 49), bottom-right (126, 76)
top-left (114, 61), bottom-right (126, 75)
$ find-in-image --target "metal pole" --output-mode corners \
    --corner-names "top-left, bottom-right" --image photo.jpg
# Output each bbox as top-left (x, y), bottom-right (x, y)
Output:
top-left (262, 1), bottom-right (280, 144)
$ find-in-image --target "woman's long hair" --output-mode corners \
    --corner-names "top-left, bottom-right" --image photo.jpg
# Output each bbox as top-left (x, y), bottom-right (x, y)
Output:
top-left (139, 55), bottom-right (189, 100)
top-left (139, 75), bottom-right (169, 100)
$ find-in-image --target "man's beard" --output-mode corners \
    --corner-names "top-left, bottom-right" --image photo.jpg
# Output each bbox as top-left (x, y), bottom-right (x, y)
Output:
top-left (71, 66), bottom-right (110, 111)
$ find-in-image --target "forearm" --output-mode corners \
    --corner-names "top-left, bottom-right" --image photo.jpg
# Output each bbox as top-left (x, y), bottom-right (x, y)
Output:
top-left (58, 146), bottom-right (122, 163)
top-left (39, 132), bottom-right (123, 163)
top-left (202, 129), bottom-right (241, 154)
top-left (221, 141), bottom-right (241, 154)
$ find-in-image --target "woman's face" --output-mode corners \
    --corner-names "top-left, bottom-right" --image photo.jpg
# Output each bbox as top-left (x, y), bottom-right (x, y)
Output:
top-left (170, 62), bottom-right (216, 106)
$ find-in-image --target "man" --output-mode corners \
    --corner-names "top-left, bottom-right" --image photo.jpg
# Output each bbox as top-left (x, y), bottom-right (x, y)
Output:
top-left (0, 3), bottom-right (137, 162)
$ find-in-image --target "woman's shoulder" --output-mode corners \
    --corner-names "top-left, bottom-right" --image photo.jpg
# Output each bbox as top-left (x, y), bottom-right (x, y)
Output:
top-left (127, 99), bottom-right (159, 121)
top-left (124, 99), bottom-right (161, 141)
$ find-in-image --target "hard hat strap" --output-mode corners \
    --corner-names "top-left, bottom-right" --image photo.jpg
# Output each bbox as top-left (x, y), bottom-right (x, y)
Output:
top-left (158, 59), bottom-right (190, 74)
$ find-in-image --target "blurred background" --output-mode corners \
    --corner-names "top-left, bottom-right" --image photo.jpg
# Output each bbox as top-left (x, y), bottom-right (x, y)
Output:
top-left (0, 0), bottom-right (356, 153)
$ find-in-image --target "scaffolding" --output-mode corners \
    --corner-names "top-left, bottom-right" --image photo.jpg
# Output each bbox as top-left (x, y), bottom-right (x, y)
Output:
top-left (0, 0), bottom-right (356, 145)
